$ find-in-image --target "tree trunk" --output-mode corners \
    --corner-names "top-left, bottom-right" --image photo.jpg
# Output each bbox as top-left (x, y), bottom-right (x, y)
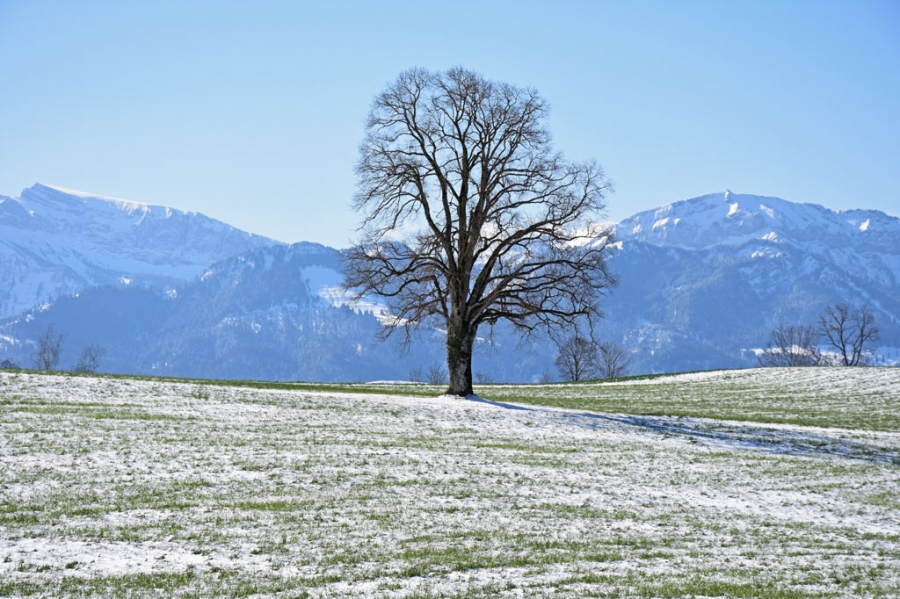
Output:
top-left (446, 318), bottom-right (476, 397)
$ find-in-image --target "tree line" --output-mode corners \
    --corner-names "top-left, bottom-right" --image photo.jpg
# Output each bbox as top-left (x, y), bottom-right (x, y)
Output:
top-left (0, 324), bottom-right (104, 373)
top-left (759, 304), bottom-right (880, 367)
top-left (408, 336), bottom-right (632, 384)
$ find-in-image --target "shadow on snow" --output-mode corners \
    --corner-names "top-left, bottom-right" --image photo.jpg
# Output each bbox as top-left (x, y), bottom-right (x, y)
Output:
top-left (463, 395), bottom-right (900, 466)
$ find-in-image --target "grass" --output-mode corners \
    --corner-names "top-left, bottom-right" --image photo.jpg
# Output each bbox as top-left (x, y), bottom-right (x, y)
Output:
top-left (6, 365), bottom-right (898, 431)
top-left (1, 368), bottom-right (899, 597)
top-left (476, 368), bottom-right (900, 432)
top-left (121, 366), bottom-right (900, 431)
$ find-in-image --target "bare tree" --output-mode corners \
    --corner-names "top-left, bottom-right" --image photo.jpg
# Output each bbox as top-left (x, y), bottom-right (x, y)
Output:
top-left (75, 344), bottom-right (105, 374)
top-left (33, 325), bottom-right (63, 371)
top-left (408, 366), bottom-right (425, 383)
top-left (758, 325), bottom-right (822, 367)
top-left (345, 67), bottom-right (616, 396)
top-left (426, 362), bottom-right (447, 385)
top-left (474, 371), bottom-right (493, 384)
top-left (555, 336), bottom-right (599, 382)
top-left (818, 304), bottom-right (879, 366)
top-left (1, 358), bottom-right (21, 370)
top-left (597, 341), bottom-right (631, 379)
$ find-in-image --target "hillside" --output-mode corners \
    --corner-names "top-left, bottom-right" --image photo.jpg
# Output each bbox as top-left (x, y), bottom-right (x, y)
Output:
top-left (0, 183), bottom-right (280, 319)
top-left (0, 242), bottom-right (547, 382)
top-left (2, 368), bottom-right (898, 597)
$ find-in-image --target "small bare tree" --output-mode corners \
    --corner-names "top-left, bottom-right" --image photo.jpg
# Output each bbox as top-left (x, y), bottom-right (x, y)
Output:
top-left (555, 336), bottom-right (599, 382)
top-left (408, 366), bottom-right (425, 383)
top-left (474, 371), bottom-right (493, 384)
top-left (818, 304), bottom-right (879, 366)
top-left (345, 67), bottom-right (616, 396)
top-left (597, 341), bottom-right (631, 379)
top-left (426, 362), bottom-right (448, 385)
top-left (758, 325), bottom-right (821, 367)
top-left (75, 344), bottom-right (104, 373)
top-left (33, 325), bottom-right (63, 371)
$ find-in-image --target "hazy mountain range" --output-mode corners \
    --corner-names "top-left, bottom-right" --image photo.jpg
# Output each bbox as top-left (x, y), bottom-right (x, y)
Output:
top-left (1, 184), bottom-right (897, 380)
top-left (0, 184), bottom-right (274, 319)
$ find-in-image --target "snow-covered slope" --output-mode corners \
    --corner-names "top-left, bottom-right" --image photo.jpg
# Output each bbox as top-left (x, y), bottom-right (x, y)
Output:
top-left (0, 242), bottom-right (551, 381)
top-left (0, 183), bottom-right (280, 319)
top-left (603, 191), bottom-right (900, 372)
top-left (616, 191), bottom-right (900, 251)
top-left (614, 191), bottom-right (900, 288)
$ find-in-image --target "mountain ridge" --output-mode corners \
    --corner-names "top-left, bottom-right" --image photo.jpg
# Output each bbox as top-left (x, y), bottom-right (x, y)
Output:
top-left (0, 183), bottom-right (282, 319)
top-left (615, 190), bottom-right (900, 253)
top-left (1, 184), bottom-right (898, 377)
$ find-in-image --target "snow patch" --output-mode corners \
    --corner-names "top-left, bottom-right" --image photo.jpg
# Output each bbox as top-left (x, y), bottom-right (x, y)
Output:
top-left (318, 286), bottom-right (398, 326)
top-left (42, 184), bottom-right (142, 206)
top-left (300, 266), bottom-right (344, 296)
top-left (43, 184), bottom-right (151, 214)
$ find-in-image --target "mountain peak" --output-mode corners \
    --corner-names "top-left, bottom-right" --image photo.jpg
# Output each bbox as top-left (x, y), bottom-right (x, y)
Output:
top-left (614, 191), bottom-right (900, 251)
top-left (27, 183), bottom-right (159, 216)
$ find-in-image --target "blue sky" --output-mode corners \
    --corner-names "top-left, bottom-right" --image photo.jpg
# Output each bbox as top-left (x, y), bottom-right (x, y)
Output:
top-left (1, 0), bottom-right (898, 247)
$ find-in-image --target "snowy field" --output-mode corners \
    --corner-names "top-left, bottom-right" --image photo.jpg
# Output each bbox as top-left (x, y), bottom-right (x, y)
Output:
top-left (1, 369), bottom-right (899, 598)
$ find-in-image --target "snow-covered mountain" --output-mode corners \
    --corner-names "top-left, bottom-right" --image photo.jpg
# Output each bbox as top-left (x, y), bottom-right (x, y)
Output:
top-left (1, 185), bottom-right (898, 378)
top-left (603, 191), bottom-right (900, 371)
top-left (619, 191), bottom-right (897, 247)
top-left (0, 183), bottom-right (280, 319)
top-left (615, 191), bottom-right (900, 288)
top-left (0, 242), bottom-right (549, 381)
